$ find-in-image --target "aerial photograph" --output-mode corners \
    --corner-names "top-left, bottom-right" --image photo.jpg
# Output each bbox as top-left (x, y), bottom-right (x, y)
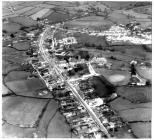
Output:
top-left (2, 0), bottom-right (152, 138)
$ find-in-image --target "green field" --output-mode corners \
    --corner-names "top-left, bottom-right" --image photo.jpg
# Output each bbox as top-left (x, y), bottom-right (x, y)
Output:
top-left (13, 41), bottom-right (31, 51)
top-left (3, 23), bottom-right (21, 33)
top-left (4, 71), bottom-right (31, 83)
top-left (132, 5), bottom-right (152, 15)
top-left (5, 78), bottom-right (46, 93)
top-left (8, 16), bottom-right (37, 27)
top-left (107, 11), bottom-right (131, 25)
top-left (64, 16), bottom-right (113, 31)
top-left (116, 86), bottom-right (152, 103)
top-left (46, 12), bottom-right (70, 23)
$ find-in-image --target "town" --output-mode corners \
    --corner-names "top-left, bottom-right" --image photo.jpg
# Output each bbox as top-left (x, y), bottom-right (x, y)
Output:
top-left (26, 18), bottom-right (151, 138)
top-left (2, 1), bottom-right (152, 138)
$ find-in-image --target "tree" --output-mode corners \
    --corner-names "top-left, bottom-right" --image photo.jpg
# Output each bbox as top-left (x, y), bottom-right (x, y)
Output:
top-left (85, 54), bottom-right (90, 61)
top-left (110, 56), bottom-right (117, 60)
top-left (10, 33), bottom-right (15, 38)
top-left (52, 7), bottom-right (58, 12)
top-left (96, 44), bottom-right (102, 50)
top-left (130, 64), bottom-right (136, 76)
top-left (146, 80), bottom-right (151, 86)
top-left (104, 8), bottom-right (109, 19)
top-left (36, 17), bottom-right (41, 21)
top-left (3, 30), bottom-right (7, 34)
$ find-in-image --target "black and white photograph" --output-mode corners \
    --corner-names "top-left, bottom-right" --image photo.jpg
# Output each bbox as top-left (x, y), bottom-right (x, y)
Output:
top-left (2, 0), bottom-right (152, 138)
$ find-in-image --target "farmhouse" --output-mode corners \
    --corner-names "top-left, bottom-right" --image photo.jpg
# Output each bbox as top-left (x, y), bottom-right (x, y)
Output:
top-left (57, 37), bottom-right (77, 45)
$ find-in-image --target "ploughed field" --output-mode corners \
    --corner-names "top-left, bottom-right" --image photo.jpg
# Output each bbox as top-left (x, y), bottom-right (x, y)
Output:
top-left (2, 1), bottom-right (152, 138)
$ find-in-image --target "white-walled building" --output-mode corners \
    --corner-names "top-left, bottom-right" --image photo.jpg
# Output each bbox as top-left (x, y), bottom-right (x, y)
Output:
top-left (57, 37), bottom-right (77, 46)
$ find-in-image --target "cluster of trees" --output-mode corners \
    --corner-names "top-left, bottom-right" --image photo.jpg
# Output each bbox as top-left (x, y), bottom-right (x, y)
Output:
top-left (67, 63), bottom-right (89, 77)
top-left (87, 6), bottom-right (109, 18)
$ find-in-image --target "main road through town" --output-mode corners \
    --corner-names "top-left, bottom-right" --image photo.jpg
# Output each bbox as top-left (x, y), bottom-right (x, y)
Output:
top-left (38, 25), bottom-right (111, 138)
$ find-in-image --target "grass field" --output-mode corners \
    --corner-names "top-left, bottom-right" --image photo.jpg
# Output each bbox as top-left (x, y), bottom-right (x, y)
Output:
top-left (3, 55), bottom-right (27, 65)
top-left (64, 16), bottom-right (113, 31)
top-left (23, 7), bottom-right (43, 16)
top-left (102, 2), bottom-right (135, 10)
top-left (107, 12), bottom-right (131, 25)
top-left (76, 47), bottom-right (147, 63)
top-left (110, 45), bottom-right (152, 60)
top-left (116, 86), bottom-right (152, 103)
top-left (2, 61), bottom-right (21, 75)
top-left (46, 12), bottom-right (70, 23)
top-left (122, 9), bottom-right (149, 19)
top-left (5, 78), bottom-right (46, 93)
top-left (3, 23), bottom-right (21, 33)
top-left (31, 8), bottom-right (50, 20)
top-left (14, 7), bottom-right (34, 15)
top-left (120, 9), bottom-right (151, 28)
top-left (132, 5), bottom-right (152, 15)
top-left (12, 41), bottom-right (31, 51)
top-left (4, 71), bottom-right (31, 83)
top-left (8, 16), bottom-right (37, 27)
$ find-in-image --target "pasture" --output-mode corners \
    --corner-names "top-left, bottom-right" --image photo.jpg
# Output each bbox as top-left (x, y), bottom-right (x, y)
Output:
top-left (8, 16), bottom-right (37, 27)
top-left (31, 9), bottom-right (50, 20)
top-left (3, 23), bottom-right (21, 33)
top-left (64, 16), bottom-right (113, 31)
top-left (5, 78), bottom-right (46, 93)
top-left (46, 12), bottom-right (70, 23)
